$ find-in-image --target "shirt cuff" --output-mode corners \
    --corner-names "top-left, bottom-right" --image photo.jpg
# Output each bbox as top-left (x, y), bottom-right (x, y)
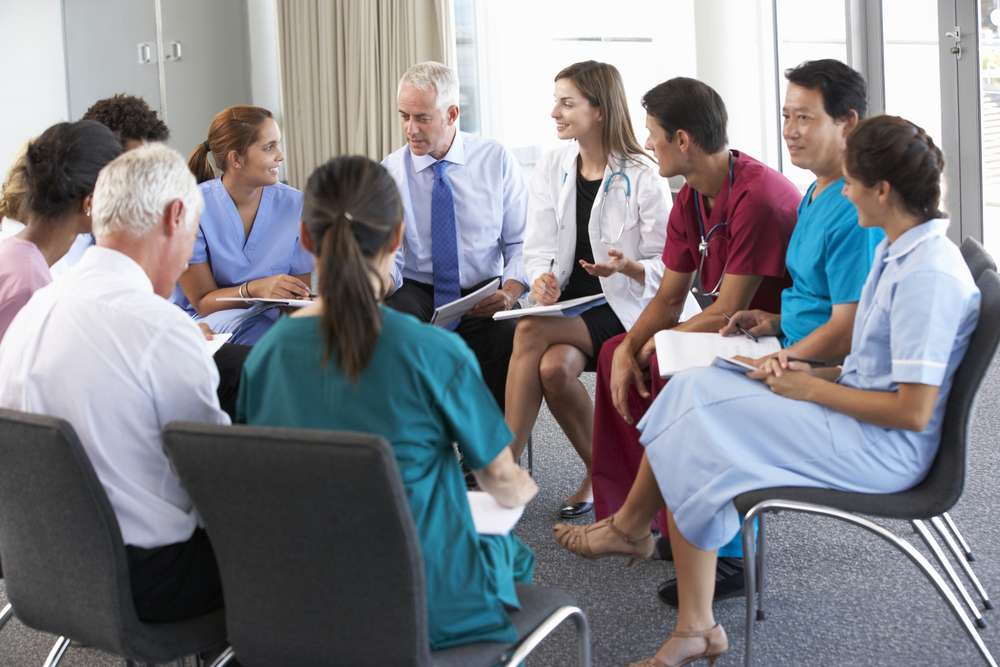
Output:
top-left (502, 257), bottom-right (528, 290)
top-left (639, 257), bottom-right (664, 301)
top-left (891, 358), bottom-right (947, 386)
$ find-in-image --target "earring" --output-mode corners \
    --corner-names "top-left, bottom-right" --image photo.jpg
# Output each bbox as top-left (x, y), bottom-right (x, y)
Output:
top-left (85, 207), bottom-right (91, 217)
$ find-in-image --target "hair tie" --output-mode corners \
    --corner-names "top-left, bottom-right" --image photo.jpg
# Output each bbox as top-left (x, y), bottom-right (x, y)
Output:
top-left (202, 140), bottom-right (211, 152)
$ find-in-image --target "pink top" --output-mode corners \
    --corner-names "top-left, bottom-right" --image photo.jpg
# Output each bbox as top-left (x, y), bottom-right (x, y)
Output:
top-left (0, 238), bottom-right (52, 342)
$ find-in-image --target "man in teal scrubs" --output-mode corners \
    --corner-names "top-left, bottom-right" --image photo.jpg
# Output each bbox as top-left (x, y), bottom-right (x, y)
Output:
top-left (658, 59), bottom-right (882, 606)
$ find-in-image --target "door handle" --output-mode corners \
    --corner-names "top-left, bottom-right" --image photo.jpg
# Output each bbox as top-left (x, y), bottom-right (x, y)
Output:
top-left (164, 41), bottom-right (183, 62)
top-left (136, 42), bottom-right (154, 64)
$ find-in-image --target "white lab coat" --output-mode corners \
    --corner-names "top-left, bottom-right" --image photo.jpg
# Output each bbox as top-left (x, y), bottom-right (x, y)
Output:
top-left (523, 142), bottom-right (670, 329)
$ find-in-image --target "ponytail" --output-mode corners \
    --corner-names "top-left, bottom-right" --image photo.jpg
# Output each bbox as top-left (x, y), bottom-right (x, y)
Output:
top-left (319, 216), bottom-right (383, 380)
top-left (303, 156), bottom-right (404, 381)
top-left (187, 141), bottom-right (215, 183)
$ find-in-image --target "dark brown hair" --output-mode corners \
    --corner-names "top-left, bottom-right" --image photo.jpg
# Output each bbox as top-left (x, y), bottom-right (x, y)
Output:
top-left (82, 94), bottom-right (169, 143)
top-left (555, 60), bottom-right (648, 163)
top-left (642, 77), bottom-right (728, 153)
top-left (188, 105), bottom-right (273, 183)
top-left (303, 156), bottom-right (403, 380)
top-left (846, 115), bottom-right (945, 220)
top-left (24, 120), bottom-right (122, 221)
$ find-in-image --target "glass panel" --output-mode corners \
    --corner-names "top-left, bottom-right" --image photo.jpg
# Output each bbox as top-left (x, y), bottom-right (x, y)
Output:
top-left (882, 0), bottom-right (942, 150)
top-left (981, 0), bottom-right (1000, 258)
top-left (774, 0), bottom-right (849, 192)
top-left (453, 0), bottom-right (481, 134)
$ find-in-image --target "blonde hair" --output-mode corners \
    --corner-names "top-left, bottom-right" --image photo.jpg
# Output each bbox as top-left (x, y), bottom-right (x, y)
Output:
top-left (0, 145), bottom-right (30, 221)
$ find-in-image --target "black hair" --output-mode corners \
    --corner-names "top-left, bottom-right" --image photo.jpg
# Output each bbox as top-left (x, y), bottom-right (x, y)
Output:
top-left (24, 120), bottom-right (122, 220)
top-left (785, 59), bottom-right (868, 121)
top-left (641, 77), bottom-right (728, 153)
top-left (846, 115), bottom-right (945, 220)
top-left (82, 94), bottom-right (169, 143)
top-left (303, 156), bottom-right (403, 380)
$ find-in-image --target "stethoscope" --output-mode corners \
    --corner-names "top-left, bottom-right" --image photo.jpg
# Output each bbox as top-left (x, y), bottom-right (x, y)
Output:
top-left (597, 160), bottom-right (632, 245)
top-left (690, 151), bottom-right (735, 303)
top-left (561, 158), bottom-right (632, 246)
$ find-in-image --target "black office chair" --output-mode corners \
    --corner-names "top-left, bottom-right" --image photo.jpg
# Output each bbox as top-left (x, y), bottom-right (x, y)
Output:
top-left (0, 558), bottom-right (11, 634)
top-left (164, 422), bottom-right (591, 667)
top-left (733, 269), bottom-right (1000, 667)
top-left (0, 409), bottom-right (227, 667)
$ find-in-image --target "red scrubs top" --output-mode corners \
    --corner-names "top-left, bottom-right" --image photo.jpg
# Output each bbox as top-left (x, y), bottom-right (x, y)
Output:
top-left (662, 150), bottom-right (799, 312)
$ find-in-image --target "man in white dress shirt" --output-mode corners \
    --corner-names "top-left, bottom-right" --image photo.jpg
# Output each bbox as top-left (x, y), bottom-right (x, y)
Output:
top-left (383, 61), bottom-right (528, 409)
top-left (0, 143), bottom-right (229, 622)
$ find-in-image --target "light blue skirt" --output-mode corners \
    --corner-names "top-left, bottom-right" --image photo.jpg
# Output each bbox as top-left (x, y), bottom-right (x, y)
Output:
top-left (637, 367), bottom-right (933, 551)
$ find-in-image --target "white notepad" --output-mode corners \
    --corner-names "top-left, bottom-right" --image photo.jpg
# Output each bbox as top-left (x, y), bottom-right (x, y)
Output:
top-left (492, 293), bottom-right (607, 320)
top-left (654, 330), bottom-right (781, 378)
top-left (204, 332), bottom-right (232, 356)
top-left (431, 278), bottom-right (500, 328)
top-left (216, 296), bottom-right (315, 308)
top-left (466, 491), bottom-right (525, 535)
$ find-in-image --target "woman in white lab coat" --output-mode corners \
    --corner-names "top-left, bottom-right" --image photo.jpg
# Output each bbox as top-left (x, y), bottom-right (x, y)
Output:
top-left (506, 60), bottom-right (671, 518)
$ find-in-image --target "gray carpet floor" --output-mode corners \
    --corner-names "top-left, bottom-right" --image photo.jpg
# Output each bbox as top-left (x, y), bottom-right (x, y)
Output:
top-left (1, 359), bottom-right (999, 666)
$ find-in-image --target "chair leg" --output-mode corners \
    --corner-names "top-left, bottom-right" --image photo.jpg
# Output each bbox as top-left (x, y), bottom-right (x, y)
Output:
top-left (755, 515), bottom-right (766, 621)
top-left (931, 516), bottom-right (992, 610)
top-left (527, 433), bottom-right (534, 475)
top-left (503, 606), bottom-right (591, 666)
top-left (0, 602), bottom-right (12, 631)
top-left (42, 637), bottom-right (71, 667)
top-left (913, 519), bottom-right (986, 628)
top-left (942, 511), bottom-right (976, 562)
top-left (209, 646), bottom-right (236, 667)
top-left (741, 518), bottom-right (758, 667)
top-left (742, 500), bottom-right (998, 667)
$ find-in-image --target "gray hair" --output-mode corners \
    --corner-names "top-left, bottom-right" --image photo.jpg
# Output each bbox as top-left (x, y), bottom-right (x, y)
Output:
top-left (398, 61), bottom-right (460, 113)
top-left (91, 143), bottom-right (203, 239)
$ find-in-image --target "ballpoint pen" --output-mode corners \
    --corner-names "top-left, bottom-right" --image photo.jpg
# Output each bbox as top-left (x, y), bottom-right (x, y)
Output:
top-left (722, 312), bottom-right (758, 342)
top-left (548, 258), bottom-right (555, 274)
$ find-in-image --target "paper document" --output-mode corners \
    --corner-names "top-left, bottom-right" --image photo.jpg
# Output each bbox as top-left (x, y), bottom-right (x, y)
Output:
top-left (204, 332), bottom-right (232, 356)
top-left (216, 296), bottom-right (315, 308)
top-left (467, 491), bottom-right (525, 535)
top-left (654, 330), bottom-right (781, 378)
top-left (431, 278), bottom-right (500, 328)
top-left (711, 356), bottom-right (759, 374)
top-left (493, 293), bottom-right (607, 321)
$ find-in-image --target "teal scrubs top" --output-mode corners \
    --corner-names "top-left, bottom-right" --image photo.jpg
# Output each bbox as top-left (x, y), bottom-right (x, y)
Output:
top-left (780, 178), bottom-right (883, 345)
top-left (236, 306), bottom-right (534, 649)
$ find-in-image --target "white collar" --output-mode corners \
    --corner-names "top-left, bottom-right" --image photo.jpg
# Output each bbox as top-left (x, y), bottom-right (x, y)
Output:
top-left (82, 245), bottom-right (154, 293)
top-left (883, 218), bottom-right (950, 263)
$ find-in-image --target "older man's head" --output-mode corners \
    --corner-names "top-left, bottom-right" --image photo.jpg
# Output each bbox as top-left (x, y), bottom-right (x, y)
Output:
top-left (91, 143), bottom-right (203, 297)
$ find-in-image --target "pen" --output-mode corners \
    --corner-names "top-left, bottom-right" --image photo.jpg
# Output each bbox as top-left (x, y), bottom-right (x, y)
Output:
top-left (722, 312), bottom-right (757, 342)
top-left (548, 258), bottom-right (555, 274)
top-left (784, 356), bottom-right (836, 368)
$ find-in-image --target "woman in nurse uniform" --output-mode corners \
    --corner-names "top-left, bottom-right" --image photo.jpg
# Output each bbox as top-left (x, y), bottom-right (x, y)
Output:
top-left (506, 61), bottom-right (671, 518)
top-left (174, 105), bottom-right (313, 345)
top-left (554, 115), bottom-right (981, 666)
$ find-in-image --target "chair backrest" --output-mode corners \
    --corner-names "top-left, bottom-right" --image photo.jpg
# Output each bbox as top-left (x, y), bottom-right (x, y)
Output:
top-left (163, 422), bottom-right (432, 667)
top-left (918, 269), bottom-right (1000, 510)
top-left (961, 236), bottom-right (996, 281)
top-left (0, 408), bottom-right (137, 652)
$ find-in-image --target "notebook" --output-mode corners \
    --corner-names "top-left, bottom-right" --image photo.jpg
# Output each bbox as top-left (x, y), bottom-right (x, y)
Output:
top-left (492, 293), bottom-right (607, 320)
top-left (466, 491), bottom-right (525, 535)
top-left (431, 278), bottom-right (500, 328)
top-left (654, 330), bottom-right (781, 378)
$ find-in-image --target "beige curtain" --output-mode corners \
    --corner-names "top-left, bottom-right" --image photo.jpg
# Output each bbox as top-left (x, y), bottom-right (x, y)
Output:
top-left (276, 0), bottom-right (455, 189)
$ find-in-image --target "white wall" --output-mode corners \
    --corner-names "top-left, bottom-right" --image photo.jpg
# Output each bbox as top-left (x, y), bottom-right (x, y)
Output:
top-left (0, 0), bottom-right (69, 174)
top-left (693, 0), bottom-right (780, 168)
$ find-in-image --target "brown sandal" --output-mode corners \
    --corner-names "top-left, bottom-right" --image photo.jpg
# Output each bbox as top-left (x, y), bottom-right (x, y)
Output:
top-left (627, 623), bottom-right (729, 667)
top-left (553, 515), bottom-right (654, 564)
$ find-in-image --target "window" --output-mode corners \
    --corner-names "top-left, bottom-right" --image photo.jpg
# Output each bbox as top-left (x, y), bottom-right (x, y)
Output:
top-left (981, 0), bottom-right (1000, 258)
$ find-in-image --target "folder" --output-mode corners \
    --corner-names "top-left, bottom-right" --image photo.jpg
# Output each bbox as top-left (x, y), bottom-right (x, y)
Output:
top-left (492, 293), bottom-right (607, 321)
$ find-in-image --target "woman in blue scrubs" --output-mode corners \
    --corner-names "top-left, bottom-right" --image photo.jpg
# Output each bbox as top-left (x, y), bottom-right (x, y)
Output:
top-left (554, 116), bottom-right (981, 667)
top-left (174, 105), bottom-right (313, 344)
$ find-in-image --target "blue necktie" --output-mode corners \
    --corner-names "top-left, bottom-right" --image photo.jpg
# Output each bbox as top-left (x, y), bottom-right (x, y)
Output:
top-left (431, 160), bottom-right (461, 309)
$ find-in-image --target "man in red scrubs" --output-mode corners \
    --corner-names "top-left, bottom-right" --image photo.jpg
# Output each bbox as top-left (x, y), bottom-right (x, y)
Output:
top-left (591, 76), bottom-right (800, 599)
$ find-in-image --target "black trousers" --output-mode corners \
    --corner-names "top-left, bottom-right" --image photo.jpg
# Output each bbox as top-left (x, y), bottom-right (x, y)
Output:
top-left (386, 279), bottom-right (516, 410)
top-left (213, 343), bottom-right (250, 421)
top-left (126, 528), bottom-right (224, 622)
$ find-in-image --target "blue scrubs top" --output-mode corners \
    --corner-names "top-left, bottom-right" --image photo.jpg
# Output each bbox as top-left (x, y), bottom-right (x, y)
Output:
top-left (780, 178), bottom-right (883, 345)
top-left (237, 307), bottom-right (534, 649)
top-left (171, 179), bottom-right (313, 344)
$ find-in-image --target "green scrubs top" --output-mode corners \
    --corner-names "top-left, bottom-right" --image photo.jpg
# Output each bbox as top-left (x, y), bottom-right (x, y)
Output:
top-left (237, 306), bottom-right (534, 649)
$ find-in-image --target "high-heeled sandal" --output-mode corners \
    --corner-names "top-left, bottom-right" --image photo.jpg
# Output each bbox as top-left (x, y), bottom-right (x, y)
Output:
top-left (552, 515), bottom-right (654, 565)
top-left (626, 623), bottom-right (729, 667)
